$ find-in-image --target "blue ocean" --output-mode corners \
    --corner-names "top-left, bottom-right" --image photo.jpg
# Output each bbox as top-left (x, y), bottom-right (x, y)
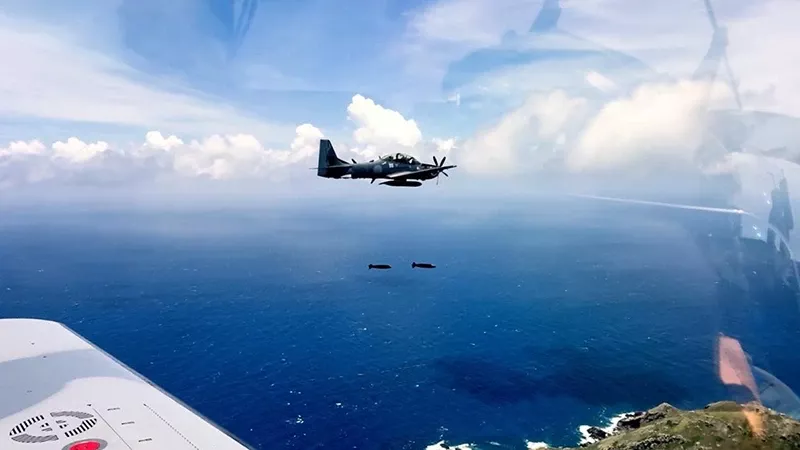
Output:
top-left (2, 197), bottom-right (799, 449)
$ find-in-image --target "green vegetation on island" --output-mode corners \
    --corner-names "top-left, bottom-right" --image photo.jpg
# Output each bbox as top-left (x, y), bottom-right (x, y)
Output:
top-left (562, 401), bottom-right (800, 450)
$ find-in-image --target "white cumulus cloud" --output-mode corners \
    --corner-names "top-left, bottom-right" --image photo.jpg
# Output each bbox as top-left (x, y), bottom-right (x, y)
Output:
top-left (0, 140), bottom-right (46, 157)
top-left (52, 137), bottom-right (110, 164)
top-left (348, 94), bottom-right (422, 148)
top-left (344, 94), bottom-right (450, 163)
top-left (159, 124), bottom-right (324, 180)
top-left (144, 131), bottom-right (184, 151)
top-left (285, 123), bottom-right (326, 164)
top-left (453, 78), bottom-right (741, 177)
top-left (0, 124), bottom-right (325, 187)
top-left (174, 134), bottom-right (266, 180)
top-left (460, 89), bottom-right (588, 174)
top-left (568, 79), bottom-right (731, 172)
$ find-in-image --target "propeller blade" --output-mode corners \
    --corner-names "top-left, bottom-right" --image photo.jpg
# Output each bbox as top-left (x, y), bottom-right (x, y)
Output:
top-left (443, 172), bottom-right (449, 177)
top-left (703, 0), bottom-right (742, 111)
top-left (440, 156), bottom-right (446, 167)
top-left (352, 158), bottom-right (358, 164)
top-left (370, 178), bottom-right (375, 184)
top-left (433, 156), bottom-right (438, 166)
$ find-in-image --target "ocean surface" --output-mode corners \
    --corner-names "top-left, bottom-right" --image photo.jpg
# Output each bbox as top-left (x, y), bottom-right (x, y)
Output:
top-left (1, 197), bottom-right (799, 449)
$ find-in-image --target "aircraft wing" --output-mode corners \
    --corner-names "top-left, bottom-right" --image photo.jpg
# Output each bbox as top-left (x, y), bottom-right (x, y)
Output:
top-left (0, 318), bottom-right (253, 450)
top-left (386, 165), bottom-right (457, 180)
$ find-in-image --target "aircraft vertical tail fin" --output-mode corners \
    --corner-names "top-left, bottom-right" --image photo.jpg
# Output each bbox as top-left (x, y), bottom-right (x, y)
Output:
top-left (317, 139), bottom-right (348, 177)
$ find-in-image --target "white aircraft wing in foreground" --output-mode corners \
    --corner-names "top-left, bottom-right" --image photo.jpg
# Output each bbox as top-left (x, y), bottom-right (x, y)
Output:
top-left (0, 318), bottom-right (253, 450)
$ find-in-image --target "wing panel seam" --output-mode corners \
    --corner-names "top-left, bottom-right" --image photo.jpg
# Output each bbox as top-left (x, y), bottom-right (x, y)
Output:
top-left (90, 406), bottom-right (133, 450)
top-left (143, 402), bottom-right (200, 450)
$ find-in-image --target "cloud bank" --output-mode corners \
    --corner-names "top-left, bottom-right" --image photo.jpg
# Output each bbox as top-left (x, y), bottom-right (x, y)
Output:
top-left (456, 78), bottom-right (734, 177)
top-left (569, 80), bottom-right (731, 172)
top-left (0, 125), bottom-right (322, 189)
top-left (0, 95), bottom-right (457, 188)
top-left (0, 76), bottom-right (781, 192)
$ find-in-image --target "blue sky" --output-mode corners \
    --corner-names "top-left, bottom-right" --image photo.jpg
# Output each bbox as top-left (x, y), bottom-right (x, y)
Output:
top-left (0, 0), bottom-right (799, 201)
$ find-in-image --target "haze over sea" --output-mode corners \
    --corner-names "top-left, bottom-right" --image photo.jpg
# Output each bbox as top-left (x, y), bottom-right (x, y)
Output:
top-left (3, 196), bottom-right (796, 449)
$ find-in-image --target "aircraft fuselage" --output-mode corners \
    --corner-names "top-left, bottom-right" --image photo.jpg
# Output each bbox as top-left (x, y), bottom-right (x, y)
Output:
top-left (338, 162), bottom-right (439, 181)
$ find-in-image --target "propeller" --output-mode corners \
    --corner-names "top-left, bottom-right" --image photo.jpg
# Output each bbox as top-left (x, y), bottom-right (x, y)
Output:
top-left (432, 155), bottom-right (451, 185)
top-left (352, 158), bottom-right (358, 164)
top-left (703, 0), bottom-right (742, 111)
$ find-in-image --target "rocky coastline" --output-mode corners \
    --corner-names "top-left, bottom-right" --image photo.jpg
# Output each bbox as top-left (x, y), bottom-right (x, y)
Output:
top-left (560, 401), bottom-right (800, 449)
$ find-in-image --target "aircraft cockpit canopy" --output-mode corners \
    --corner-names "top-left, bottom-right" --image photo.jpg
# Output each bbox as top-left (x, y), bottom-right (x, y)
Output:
top-left (380, 153), bottom-right (416, 164)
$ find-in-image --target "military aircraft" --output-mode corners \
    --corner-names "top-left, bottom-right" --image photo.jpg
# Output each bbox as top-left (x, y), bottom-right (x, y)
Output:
top-left (315, 140), bottom-right (456, 187)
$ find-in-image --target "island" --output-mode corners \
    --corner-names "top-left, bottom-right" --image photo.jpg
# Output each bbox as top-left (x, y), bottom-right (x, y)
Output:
top-left (562, 401), bottom-right (800, 449)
